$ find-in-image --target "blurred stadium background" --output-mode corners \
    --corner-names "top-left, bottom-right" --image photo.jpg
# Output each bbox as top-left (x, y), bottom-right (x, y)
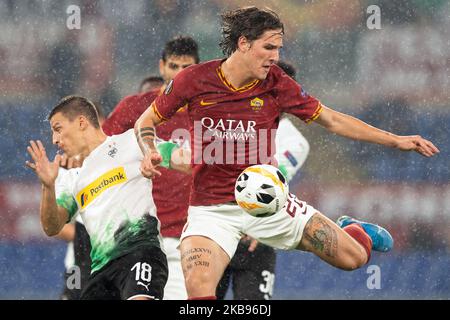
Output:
top-left (0, 0), bottom-right (449, 299)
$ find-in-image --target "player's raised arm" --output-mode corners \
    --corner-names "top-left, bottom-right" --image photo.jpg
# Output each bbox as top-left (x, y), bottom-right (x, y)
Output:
top-left (26, 140), bottom-right (69, 236)
top-left (134, 103), bottom-right (164, 179)
top-left (314, 105), bottom-right (440, 157)
top-left (135, 71), bottom-right (192, 178)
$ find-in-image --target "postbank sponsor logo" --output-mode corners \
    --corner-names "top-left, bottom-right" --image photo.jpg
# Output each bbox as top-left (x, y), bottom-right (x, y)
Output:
top-left (76, 167), bottom-right (127, 209)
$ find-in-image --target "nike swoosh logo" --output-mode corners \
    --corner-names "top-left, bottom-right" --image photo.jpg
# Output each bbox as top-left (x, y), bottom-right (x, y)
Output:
top-left (200, 100), bottom-right (217, 106)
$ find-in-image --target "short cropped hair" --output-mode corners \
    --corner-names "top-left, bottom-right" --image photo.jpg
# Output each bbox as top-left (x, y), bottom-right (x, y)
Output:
top-left (161, 36), bottom-right (199, 63)
top-left (220, 6), bottom-right (284, 57)
top-left (48, 95), bottom-right (100, 128)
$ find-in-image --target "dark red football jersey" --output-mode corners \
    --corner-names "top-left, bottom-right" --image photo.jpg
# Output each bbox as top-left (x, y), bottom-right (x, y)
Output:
top-left (153, 59), bottom-right (323, 206)
top-left (102, 89), bottom-right (159, 136)
top-left (102, 89), bottom-right (191, 238)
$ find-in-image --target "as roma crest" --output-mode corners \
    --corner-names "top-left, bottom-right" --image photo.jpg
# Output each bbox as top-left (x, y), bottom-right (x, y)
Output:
top-left (250, 97), bottom-right (264, 111)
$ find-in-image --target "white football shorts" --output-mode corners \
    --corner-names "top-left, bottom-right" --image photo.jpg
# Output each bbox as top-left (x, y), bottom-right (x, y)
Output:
top-left (180, 193), bottom-right (317, 259)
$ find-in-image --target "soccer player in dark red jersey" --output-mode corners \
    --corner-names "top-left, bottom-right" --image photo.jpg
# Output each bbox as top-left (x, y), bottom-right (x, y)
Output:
top-left (216, 61), bottom-right (309, 300)
top-left (102, 36), bottom-right (199, 300)
top-left (135, 7), bottom-right (439, 300)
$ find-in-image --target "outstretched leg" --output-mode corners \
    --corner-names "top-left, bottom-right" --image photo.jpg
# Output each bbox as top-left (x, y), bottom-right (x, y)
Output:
top-left (244, 193), bottom-right (392, 272)
top-left (296, 212), bottom-right (379, 271)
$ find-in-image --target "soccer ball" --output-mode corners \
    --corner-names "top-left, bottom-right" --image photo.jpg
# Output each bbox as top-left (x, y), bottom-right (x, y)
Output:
top-left (235, 164), bottom-right (289, 218)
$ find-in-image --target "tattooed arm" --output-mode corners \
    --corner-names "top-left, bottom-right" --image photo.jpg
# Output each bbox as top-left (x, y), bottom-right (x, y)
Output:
top-left (134, 103), bottom-right (164, 178)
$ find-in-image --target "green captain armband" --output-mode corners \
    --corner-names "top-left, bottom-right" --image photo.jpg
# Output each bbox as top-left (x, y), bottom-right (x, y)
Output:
top-left (157, 141), bottom-right (179, 169)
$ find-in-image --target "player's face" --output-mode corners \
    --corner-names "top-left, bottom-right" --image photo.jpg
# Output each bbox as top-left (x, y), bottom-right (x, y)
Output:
top-left (50, 112), bottom-right (82, 157)
top-left (159, 55), bottom-right (196, 83)
top-left (245, 29), bottom-right (283, 80)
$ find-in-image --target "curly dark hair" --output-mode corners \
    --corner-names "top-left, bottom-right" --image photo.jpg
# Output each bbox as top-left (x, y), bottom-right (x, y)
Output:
top-left (219, 6), bottom-right (284, 57)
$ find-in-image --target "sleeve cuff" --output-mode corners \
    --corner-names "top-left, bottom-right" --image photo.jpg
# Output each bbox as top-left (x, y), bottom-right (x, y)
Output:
top-left (151, 102), bottom-right (168, 122)
top-left (305, 102), bottom-right (324, 124)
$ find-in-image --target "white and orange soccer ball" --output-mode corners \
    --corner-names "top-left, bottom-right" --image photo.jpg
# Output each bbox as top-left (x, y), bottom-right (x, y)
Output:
top-left (235, 164), bottom-right (289, 218)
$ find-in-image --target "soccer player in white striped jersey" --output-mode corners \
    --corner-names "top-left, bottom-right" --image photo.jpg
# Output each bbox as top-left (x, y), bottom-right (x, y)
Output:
top-left (26, 95), bottom-right (168, 300)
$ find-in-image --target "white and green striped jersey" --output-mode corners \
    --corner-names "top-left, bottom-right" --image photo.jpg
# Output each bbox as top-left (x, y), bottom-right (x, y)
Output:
top-left (55, 129), bottom-right (163, 273)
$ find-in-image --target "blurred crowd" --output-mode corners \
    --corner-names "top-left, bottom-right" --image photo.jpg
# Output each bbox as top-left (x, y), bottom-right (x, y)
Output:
top-left (1, 0), bottom-right (449, 105)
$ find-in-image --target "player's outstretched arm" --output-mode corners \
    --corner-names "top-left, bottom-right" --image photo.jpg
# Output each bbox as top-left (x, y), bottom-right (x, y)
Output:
top-left (315, 106), bottom-right (440, 157)
top-left (26, 140), bottom-right (69, 236)
top-left (134, 104), bottom-right (164, 179)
